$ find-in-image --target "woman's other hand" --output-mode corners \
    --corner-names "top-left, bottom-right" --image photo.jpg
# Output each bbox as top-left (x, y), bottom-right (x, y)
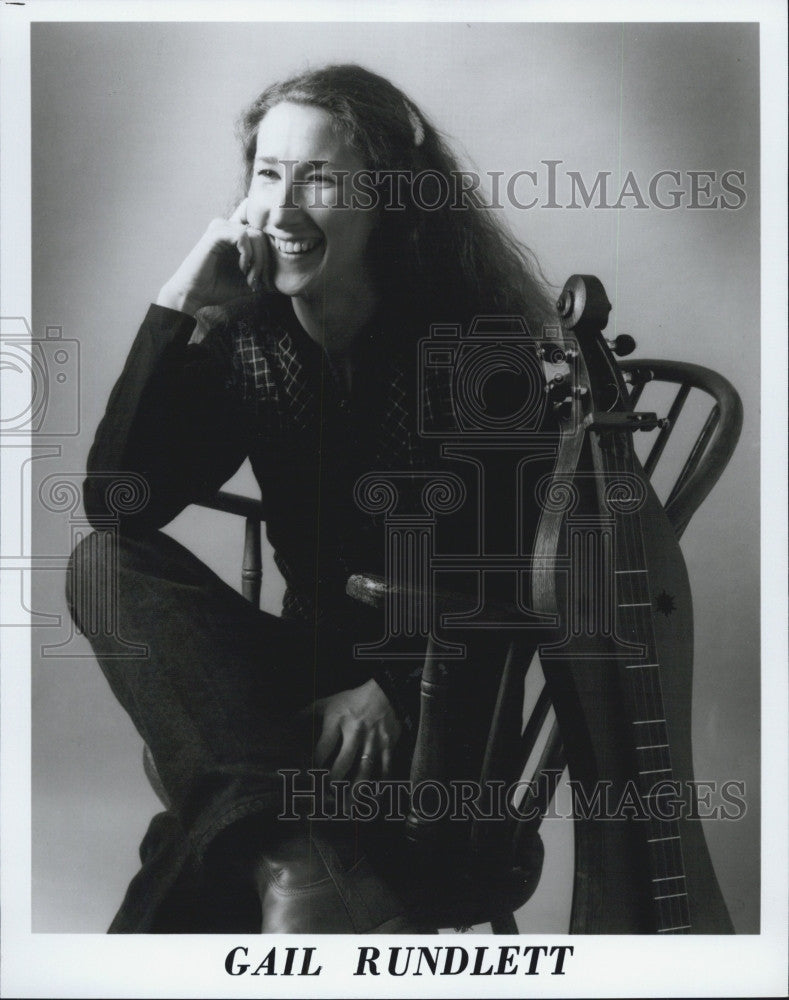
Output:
top-left (308, 679), bottom-right (402, 782)
top-left (156, 199), bottom-right (270, 316)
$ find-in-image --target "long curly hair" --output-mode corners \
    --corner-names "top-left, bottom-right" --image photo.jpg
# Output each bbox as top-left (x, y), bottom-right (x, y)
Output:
top-left (237, 64), bottom-right (556, 338)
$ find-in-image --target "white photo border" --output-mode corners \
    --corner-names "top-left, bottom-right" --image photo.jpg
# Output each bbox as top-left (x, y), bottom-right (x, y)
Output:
top-left (1, 1), bottom-right (786, 997)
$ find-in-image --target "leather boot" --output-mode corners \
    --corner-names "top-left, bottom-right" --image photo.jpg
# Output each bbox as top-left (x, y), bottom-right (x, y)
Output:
top-left (255, 823), bottom-right (430, 933)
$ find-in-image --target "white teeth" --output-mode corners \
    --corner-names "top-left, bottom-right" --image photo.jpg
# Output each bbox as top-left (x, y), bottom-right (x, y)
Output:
top-left (269, 236), bottom-right (320, 255)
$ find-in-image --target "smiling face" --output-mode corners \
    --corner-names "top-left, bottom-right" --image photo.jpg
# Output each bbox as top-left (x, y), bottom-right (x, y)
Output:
top-left (246, 101), bottom-right (378, 308)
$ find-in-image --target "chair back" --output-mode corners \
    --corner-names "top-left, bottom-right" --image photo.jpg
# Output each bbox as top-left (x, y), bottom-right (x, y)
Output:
top-left (620, 359), bottom-right (743, 538)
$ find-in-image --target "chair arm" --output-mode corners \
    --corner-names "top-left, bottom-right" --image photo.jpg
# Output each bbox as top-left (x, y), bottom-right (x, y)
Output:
top-left (346, 572), bottom-right (392, 609)
top-left (195, 489), bottom-right (266, 522)
top-left (346, 572), bottom-right (522, 620)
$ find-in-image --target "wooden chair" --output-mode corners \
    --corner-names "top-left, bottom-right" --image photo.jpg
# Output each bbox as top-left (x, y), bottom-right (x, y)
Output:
top-left (144, 347), bottom-right (742, 933)
top-left (343, 351), bottom-right (742, 932)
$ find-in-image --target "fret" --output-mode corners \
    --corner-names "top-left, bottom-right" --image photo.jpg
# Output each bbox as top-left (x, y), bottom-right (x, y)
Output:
top-left (637, 760), bottom-right (673, 781)
top-left (633, 724), bottom-right (671, 756)
top-left (596, 408), bottom-right (691, 932)
top-left (647, 836), bottom-right (688, 933)
top-left (650, 825), bottom-right (684, 838)
top-left (646, 829), bottom-right (685, 887)
top-left (631, 724), bottom-right (670, 754)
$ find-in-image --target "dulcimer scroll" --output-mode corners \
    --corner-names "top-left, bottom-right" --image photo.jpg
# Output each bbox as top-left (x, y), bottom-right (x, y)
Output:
top-left (533, 275), bottom-right (733, 934)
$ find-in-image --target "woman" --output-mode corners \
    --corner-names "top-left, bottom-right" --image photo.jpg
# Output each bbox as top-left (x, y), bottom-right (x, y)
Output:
top-left (68, 64), bottom-right (556, 934)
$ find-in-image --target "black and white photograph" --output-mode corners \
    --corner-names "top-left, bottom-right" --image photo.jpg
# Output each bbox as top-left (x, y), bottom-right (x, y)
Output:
top-left (1, 2), bottom-right (786, 997)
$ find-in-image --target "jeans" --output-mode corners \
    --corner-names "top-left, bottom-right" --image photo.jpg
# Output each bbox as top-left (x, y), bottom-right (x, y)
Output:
top-left (66, 528), bottom-right (383, 931)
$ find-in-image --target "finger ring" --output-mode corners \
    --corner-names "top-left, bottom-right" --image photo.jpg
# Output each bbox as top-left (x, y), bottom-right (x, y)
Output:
top-left (360, 754), bottom-right (372, 761)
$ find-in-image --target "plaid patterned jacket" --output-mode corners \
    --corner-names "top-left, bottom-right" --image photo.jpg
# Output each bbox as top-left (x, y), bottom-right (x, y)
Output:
top-left (208, 294), bottom-right (460, 617)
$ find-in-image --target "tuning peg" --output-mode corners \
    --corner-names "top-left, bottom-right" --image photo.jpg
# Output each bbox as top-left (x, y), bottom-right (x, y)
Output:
top-left (607, 334), bottom-right (636, 357)
top-left (556, 291), bottom-right (574, 318)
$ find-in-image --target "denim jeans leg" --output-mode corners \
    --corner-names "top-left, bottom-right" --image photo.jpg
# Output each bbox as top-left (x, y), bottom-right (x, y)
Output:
top-left (66, 528), bottom-right (354, 860)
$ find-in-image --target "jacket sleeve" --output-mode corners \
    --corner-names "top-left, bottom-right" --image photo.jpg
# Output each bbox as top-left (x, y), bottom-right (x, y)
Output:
top-left (84, 304), bottom-right (248, 531)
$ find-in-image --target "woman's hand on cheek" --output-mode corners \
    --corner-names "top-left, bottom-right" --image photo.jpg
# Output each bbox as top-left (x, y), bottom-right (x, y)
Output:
top-left (156, 198), bottom-right (271, 317)
top-left (309, 679), bottom-right (401, 782)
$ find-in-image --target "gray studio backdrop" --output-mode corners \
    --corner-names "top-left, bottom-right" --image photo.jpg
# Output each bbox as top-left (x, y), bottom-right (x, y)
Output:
top-left (30, 21), bottom-right (759, 932)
